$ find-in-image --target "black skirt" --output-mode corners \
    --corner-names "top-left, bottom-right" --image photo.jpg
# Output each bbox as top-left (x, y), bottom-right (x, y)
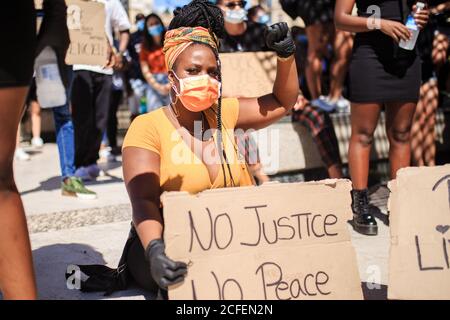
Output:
top-left (0, 1), bottom-right (37, 88)
top-left (349, 31), bottom-right (421, 104)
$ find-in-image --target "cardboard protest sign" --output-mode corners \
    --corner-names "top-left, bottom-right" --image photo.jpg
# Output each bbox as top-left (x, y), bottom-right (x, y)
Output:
top-left (162, 180), bottom-right (363, 300)
top-left (388, 165), bottom-right (450, 300)
top-left (65, 0), bottom-right (108, 66)
top-left (220, 52), bottom-right (277, 98)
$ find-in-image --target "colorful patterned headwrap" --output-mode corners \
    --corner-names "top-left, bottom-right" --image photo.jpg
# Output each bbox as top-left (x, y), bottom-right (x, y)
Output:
top-left (163, 26), bottom-right (219, 71)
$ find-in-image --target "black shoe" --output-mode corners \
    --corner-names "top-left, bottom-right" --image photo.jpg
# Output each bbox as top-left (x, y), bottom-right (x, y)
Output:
top-left (351, 189), bottom-right (378, 236)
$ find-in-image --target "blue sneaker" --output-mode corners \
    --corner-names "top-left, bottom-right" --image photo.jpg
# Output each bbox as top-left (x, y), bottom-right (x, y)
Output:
top-left (75, 164), bottom-right (100, 181)
top-left (311, 96), bottom-right (337, 113)
top-left (86, 164), bottom-right (100, 179)
top-left (74, 166), bottom-right (92, 181)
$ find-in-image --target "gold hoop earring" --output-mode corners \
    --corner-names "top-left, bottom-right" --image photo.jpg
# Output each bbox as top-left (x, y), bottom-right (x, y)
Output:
top-left (169, 90), bottom-right (180, 117)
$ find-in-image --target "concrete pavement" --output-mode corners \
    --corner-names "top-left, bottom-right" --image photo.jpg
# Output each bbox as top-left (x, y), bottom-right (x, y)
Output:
top-left (12, 143), bottom-right (390, 300)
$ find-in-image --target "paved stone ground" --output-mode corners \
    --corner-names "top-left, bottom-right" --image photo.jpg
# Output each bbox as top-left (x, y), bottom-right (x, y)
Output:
top-left (11, 143), bottom-right (391, 300)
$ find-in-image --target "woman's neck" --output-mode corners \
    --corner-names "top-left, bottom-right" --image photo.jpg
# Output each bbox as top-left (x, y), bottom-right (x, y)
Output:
top-left (173, 99), bottom-right (206, 136)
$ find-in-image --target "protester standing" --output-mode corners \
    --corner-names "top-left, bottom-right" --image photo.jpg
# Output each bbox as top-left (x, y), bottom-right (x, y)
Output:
top-left (34, 0), bottom-right (97, 199)
top-left (281, 0), bottom-right (353, 112)
top-left (217, 0), bottom-right (269, 52)
top-left (248, 4), bottom-right (271, 25)
top-left (412, 0), bottom-right (450, 166)
top-left (335, 0), bottom-right (429, 235)
top-left (27, 80), bottom-right (44, 148)
top-left (71, 0), bottom-right (131, 181)
top-left (140, 14), bottom-right (170, 113)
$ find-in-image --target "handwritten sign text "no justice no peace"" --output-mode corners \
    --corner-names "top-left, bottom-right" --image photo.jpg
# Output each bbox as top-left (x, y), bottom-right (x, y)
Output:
top-left (162, 180), bottom-right (363, 300)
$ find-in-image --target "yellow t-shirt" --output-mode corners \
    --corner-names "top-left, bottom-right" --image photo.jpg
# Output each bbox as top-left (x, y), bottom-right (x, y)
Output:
top-left (122, 98), bottom-right (254, 194)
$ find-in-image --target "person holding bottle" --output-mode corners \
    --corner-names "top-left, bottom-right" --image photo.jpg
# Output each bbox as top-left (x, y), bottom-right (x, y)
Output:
top-left (139, 13), bottom-right (170, 113)
top-left (335, 0), bottom-right (429, 236)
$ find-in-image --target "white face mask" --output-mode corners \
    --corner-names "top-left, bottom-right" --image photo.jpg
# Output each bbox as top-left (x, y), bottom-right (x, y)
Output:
top-left (224, 8), bottom-right (247, 24)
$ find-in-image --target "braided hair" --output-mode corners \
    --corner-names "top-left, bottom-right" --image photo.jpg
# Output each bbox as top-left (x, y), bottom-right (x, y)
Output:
top-left (168, 0), bottom-right (235, 187)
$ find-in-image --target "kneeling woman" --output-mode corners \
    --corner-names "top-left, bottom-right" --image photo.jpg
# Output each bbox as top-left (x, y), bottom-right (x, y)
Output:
top-left (120, 0), bottom-right (297, 297)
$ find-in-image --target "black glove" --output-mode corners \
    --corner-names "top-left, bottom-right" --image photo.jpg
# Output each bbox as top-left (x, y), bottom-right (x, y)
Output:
top-left (265, 22), bottom-right (296, 58)
top-left (145, 239), bottom-right (187, 289)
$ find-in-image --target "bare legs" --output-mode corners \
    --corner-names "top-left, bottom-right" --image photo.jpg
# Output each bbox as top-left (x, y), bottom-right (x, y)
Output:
top-left (0, 87), bottom-right (37, 299)
top-left (329, 30), bottom-right (353, 102)
top-left (385, 102), bottom-right (416, 179)
top-left (349, 101), bottom-right (417, 189)
top-left (30, 100), bottom-right (41, 141)
top-left (305, 23), bottom-right (331, 99)
top-left (305, 24), bottom-right (353, 102)
top-left (348, 103), bottom-right (382, 189)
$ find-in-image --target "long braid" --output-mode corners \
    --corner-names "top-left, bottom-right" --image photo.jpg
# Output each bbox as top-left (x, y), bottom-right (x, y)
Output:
top-left (168, 0), bottom-right (234, 187)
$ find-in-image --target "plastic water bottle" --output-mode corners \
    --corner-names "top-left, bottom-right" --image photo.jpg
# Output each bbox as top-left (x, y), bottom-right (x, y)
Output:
top-left (34, 46), bottom-right (67, 108)
top-left (399, 2), bottom-right (425, 51)
top-left (139, 96), bottom-right (147, 114)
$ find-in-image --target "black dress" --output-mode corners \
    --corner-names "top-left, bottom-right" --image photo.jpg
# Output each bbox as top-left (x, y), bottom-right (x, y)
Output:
top-left (349, 0), bottom-right (421, 103)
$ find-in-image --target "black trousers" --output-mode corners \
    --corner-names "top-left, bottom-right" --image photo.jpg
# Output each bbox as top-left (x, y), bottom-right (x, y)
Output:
top-left (107, 89), bottom-right (123, 149)
top-left (71, 70), bottom-right (112, 168)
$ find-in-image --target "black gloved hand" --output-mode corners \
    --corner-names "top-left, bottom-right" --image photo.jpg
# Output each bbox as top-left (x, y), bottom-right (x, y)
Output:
top-left (265, 22), bottom-right (296, 58)
top-left (145, 239), bottom-right (187, 289)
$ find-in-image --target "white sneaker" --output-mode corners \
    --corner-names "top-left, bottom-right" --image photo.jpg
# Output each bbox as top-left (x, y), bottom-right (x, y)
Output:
top-left (31, 137), bottom-right (44, 148)
top-left (99, 147), bottom-right (116, 163)
top-left (15, 148), bottom-right (31, 161)
top-left (335, 96), bottom-right (351, 113)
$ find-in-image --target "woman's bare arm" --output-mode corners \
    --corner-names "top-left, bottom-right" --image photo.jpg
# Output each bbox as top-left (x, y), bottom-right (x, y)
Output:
top-left (335, 0), bottom-right (374, 32)
top-left (123, 147), bottom-right (163, 248)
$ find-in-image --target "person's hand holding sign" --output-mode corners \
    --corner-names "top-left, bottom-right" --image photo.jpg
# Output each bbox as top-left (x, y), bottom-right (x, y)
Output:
top-left (145, 239), bottom-right (188, 289)
top-left (264, 22), bottom-right (296, 59)
top-left (104, 42), bottom-right (116, 69)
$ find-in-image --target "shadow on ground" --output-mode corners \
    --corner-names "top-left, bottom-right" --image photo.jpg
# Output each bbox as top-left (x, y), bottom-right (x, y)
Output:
top-left (20, 160), bottom-right (124, 196)
top-left (32, 243), bottom-right (153, 300)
